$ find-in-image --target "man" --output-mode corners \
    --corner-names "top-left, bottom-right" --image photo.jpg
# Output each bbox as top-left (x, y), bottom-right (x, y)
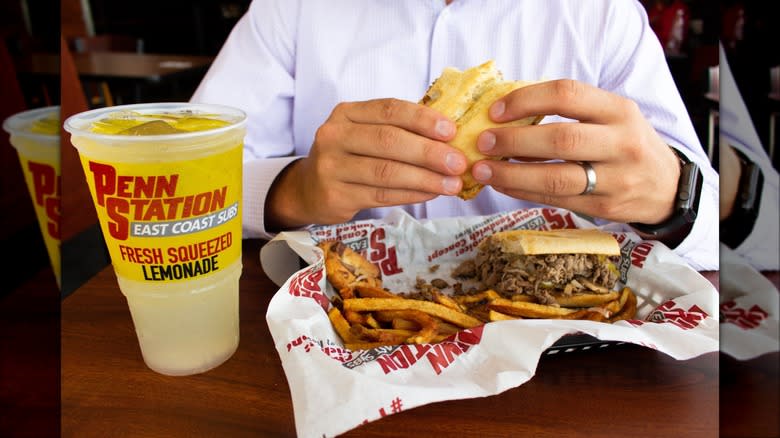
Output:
top-left (191, 0), bottom-right (719, 270)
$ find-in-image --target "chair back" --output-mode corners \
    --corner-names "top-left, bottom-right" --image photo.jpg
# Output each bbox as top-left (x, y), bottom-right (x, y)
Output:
top-left (70, 34), bottom-right (143, 54)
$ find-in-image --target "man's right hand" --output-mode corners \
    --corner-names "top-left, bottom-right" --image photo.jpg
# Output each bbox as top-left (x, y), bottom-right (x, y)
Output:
top-left (265, 98), bottom-right (467, 231)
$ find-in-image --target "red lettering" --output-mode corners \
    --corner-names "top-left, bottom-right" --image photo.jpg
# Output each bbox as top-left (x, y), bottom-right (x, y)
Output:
top-left (27, 162), bottom-right (56, 207)
top-left (542, 209), bottom-right (576, 229)
top-left (631, 242), bottom-right (653, 268)
top-left (211, 186), bottom-right (226, 210)
top-left (377, 355), bottom-right (399, 374)
top-left (369, 228), bottom-right (387, 262)
top-left (106, 197), bottom-right (129, 240)
top-left (426, 342), bottom-right (465, 375)
top-left (116, 175), bottom-right (133, 197)
top-left (454, 326), bottom-right (484, 345)
top-left (44, 195), bottom-right (60, 239)
top-left (153, 175), bottom-right (178, 198)
top-left (141, 199), bottom-right (167, 221)
top-left (89, 162), bottom-right (116, 206)
top-left (380, 247), bottom-right (403, 276)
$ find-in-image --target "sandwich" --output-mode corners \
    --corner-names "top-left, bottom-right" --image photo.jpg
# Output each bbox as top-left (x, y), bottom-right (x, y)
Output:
top-left (467, 228), bottom-right (622, 305)
top-left (420, 60), bottom-right (544, 200)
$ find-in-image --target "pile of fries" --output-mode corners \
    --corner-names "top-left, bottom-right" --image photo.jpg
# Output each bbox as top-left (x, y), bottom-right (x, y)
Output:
top-left (318, 241), bottom-right (637, 351)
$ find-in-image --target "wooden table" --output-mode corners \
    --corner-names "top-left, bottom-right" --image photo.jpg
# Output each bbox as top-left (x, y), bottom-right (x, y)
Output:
top-left (59, 239), bottom-right (731, 438)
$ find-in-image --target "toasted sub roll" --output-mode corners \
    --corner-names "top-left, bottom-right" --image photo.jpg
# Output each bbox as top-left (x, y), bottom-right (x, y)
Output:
top-left (420, 60), bottom-right (544, 200)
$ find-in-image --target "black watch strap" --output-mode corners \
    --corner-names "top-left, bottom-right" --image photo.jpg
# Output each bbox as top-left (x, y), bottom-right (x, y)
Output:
top-left (628, 147), bottom-right (702, 243)
top-left (721, 148), bottom-right (763, 249)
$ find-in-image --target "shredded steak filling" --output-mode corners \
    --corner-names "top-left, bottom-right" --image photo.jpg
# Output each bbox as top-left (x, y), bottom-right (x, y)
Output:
top-left (473, 244), bottom-right (620, 304)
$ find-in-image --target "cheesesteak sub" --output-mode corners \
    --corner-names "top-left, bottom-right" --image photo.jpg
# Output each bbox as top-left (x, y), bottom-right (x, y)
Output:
top-left (420, 60), bottom-right (544, 200)
top-left (456, 229), bottom-right (621, 305)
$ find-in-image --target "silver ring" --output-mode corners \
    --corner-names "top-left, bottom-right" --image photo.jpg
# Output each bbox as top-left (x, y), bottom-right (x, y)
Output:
top-left (578, 161), bottom-right (597, 195)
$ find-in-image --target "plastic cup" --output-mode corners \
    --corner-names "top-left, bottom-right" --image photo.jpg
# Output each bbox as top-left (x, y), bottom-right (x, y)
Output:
top-left (3, 106), bottom-right (62, 289)
top-left (64, 103), bottom-right (247, 376)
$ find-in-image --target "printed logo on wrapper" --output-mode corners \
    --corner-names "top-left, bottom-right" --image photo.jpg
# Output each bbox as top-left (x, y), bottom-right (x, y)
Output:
top-left (285, 327), bottom-right (484, 373)
top-left (286, 335), bottom-right (353, 363)
top-left (339, 326), bottom-right (484, 374)
top-left (287, 261), bottom-right (329, 311)
top-left (312, 225), bottom-right (404, 277)
top-left (720, 300), bottom-right (769, 329)
top-left (360, 397), bottom-right (406, 425)
top-left (644, 300), bottom-right (709, 329)
top-left (82, 146), bottom-right (242, 282)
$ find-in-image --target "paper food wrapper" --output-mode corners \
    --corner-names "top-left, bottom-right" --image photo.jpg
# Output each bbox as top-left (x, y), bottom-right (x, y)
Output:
top-left (261, 208), bottom-right (719, 438)
top-left (719, 244), bottom-right (779, 360)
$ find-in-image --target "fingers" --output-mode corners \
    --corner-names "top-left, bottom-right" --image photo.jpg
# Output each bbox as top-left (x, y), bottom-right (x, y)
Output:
top-left (489, 79), bottom-right (637, 124)
top-left (337, 98), bottom-right (457, 141)
top-left (340, 155), bottom-right (463, 196)
top-left (319, 122), bottom-right (468, 176)
top-left (472, 160), bottom-right (601, 198)
top-left (347, 184), bottom-right (440, 209)
top-left (491, 186), bottom-right (631, 223)
top-left (477, 122), bottom-right (618, 162)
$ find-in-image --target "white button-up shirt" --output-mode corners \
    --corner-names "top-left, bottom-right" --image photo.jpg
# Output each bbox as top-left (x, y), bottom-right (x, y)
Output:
top-left (719, 44), bottom-right (779, 271)
top-left (191, 0), bottom-right (719, 270)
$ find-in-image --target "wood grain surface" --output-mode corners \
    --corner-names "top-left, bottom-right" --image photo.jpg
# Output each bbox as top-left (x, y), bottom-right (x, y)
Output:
top-left (58, 239), bottom-right (735, 438)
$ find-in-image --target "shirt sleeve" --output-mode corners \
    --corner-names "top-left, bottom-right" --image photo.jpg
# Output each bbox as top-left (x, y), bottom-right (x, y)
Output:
top-left (720, 44), bottom-right (780, 271)
top-left (598, 1), bottom-right (720, 270)
top-left (190, 0), bottom-right (302, 239)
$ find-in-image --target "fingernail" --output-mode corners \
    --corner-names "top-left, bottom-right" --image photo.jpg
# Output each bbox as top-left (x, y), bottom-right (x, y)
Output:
top-left (477, 131), bottom-right (496, 153)
top-left (442, 176), bottom-right (461, 194)
top-left (445, 152), bottom-right (464, 172)
top-left (435, 119), bottom-right (455, 137)
top-left (473, 163), bottom-right (492, 182)
top-left (490, 101), bottom-right (505, 119)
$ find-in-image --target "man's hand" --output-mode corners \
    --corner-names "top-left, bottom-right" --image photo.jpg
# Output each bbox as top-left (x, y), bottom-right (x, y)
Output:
top-left (266, 98), bottom-right (467, 230)
top-left (470, 79), bottom-right (682, 225)
top-left (719, 143), bottom-right (742, 221)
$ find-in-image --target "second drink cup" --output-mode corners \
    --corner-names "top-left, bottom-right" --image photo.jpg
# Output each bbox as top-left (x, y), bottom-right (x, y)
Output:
top-left (64, 103), bottom-right (247, 376)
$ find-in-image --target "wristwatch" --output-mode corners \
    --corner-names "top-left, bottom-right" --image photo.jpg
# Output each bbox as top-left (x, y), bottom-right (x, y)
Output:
top-left (720, 147), bottom-right (763, 248)
top-left (628, 147), bottom-right (702, 244)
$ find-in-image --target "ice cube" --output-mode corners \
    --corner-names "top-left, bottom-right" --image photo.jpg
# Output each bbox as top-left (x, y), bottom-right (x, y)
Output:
top-left (118, 120), bottom-right (185, 136)
top-left (172, 117), bottom-right (230, 132)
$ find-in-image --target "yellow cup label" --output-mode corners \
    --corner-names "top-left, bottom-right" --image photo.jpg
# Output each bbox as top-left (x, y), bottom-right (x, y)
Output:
top-left (19, 156), bottom-right (61, 283)
top-left (82, 145), bottom-right (242, 282)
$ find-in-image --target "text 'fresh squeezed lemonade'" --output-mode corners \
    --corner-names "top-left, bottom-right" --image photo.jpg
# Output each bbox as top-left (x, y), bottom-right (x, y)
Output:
top-left (65, 103), bottom-right (247, 376)
top-left (3, 106), bottom-right (61, 288)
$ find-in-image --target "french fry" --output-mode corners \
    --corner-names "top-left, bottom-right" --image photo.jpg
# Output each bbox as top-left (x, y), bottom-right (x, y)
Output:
top-left (328, 307), bottom-right (358, 343)
top-left (364, 313), bottom-right (381, 329)
top-left (609, 288), bottom-right (638, 323)
top-left (432, 333), bottom-right (455, 343)
top-left (345, 342), bottom-right (392, 351)
top-left (454, 289), bottom-right (500, 305)
top-left (323, 238), bottom-right (641, 350)
top-left (550, 290), bottom-right (620, 307)
top-left (369, 309), bottom-right (439, 344)
top-left (510, 294), bottom-right (535, 302)
top-left (432, 290), bottom-right (464, 312)
top-left (489, 309), bottom-right (521, 321)
top-left (437, 321), bottom-right (461, 335)
top-left (355, 285), bottom-right (399, 299)
top-left (487, 297), bottom-right (579, 318)
top-left (465, 303), bottom-right (491, 323)
top-left (344, 298), bottom-right (483, 328)
top-left (350, 325), bottom-right (410, 345)
top-left (391, 318), bottom-right (420, 331)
